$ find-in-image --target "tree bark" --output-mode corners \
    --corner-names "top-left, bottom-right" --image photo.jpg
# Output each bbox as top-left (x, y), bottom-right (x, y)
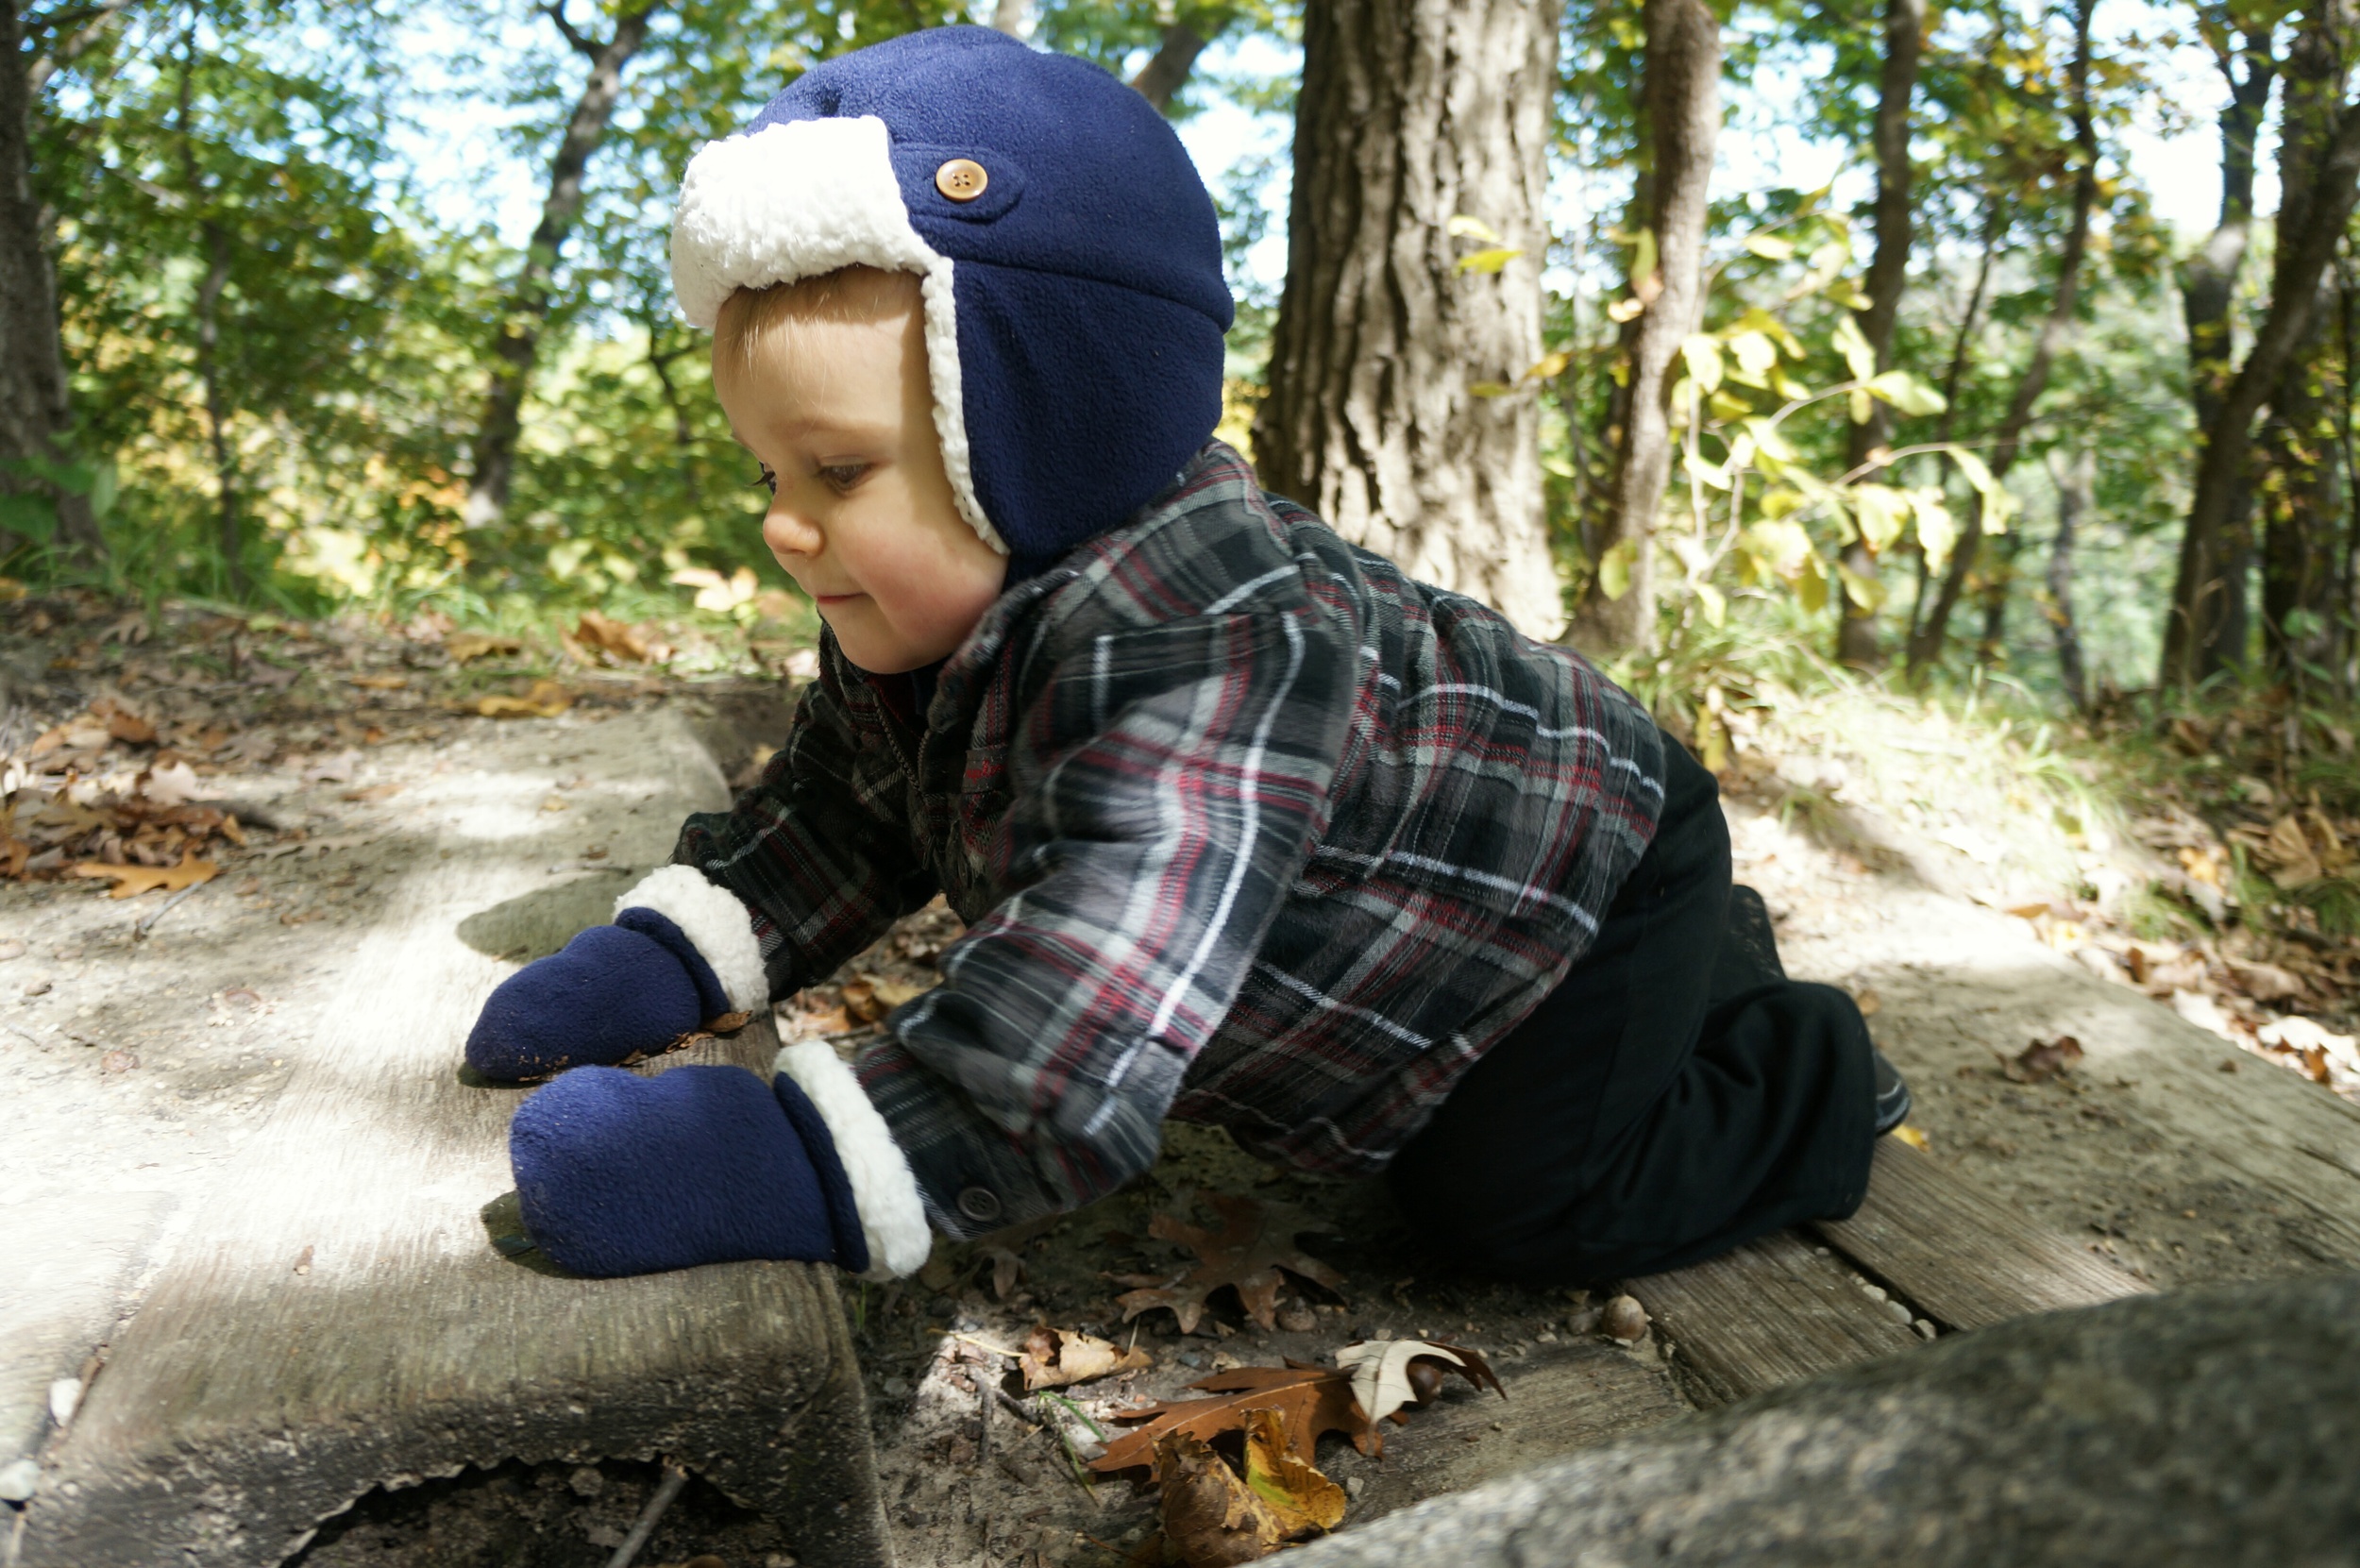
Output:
top-left (463, 3), bottom-right (660, 531)
top-left (2045, 446), bottom-right (2091, 711)
top-left (1907, 194), bottom-right (2003, 643)
top-left (2167, 21), bottom-right (2275, 679)
top-left (2255, 3), bottom-right (2350, 683)
top-left (1905, 0), bottom-right (2098, 678)
top-left (1563, 0), bottom-right (1719, 653)
top-left (1836, 0), bottom-right (1927, 669)
top-left (1252, 0), bottom-right (1568, 638)
top-left (0, 0), bottom-right (105, 563)
top-left (2163, 19), bottom-right (2360, 689)
top-left (177, 12), bottom-right (243, 595)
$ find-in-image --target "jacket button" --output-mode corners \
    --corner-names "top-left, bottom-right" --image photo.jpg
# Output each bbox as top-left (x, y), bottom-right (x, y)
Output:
top-left (935, 158), bottom-right (988, 202)
top-left (956, 1186), bottom-right (1003, 1223)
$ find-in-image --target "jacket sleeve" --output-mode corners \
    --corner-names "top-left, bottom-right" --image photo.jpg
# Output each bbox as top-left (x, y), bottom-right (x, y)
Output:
top-left (851, 599), bottom-right (1354, 1238)
top-left (670, 638), bottom-right (939, 1001)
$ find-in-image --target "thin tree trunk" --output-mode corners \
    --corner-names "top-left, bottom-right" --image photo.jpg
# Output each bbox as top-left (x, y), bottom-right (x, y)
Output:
top-left (0, 0), bottom-right (105, 563)
top-left (1906, 0), bottom-right (2099, 678)
top-left (1836, 0), bottom-right (1927, 669)
top-left (1132, 11), bottom-right (1231, 110)
top-left (990, 0), bottom-right (1028, 37)
top-left (645, 334), bottom-right (701, 511)
top-left (2046, 446), bottom-right (2091, 711)
top-left (177, 12), bottom-right (242, 595)
top-left (464, 2), bottom-right (659, 531)
top-left (1907, 194), bottom-right (2003, 643)
top-left (2170, 21), bottom-right (2275, 678)
top-left (1566, 0), bottom-right (1719, 653)
top-left (2257, 3), bottom-right (2350, 683)
top-left (2163, 18), bottom-right (2360, 689)
top-left (1253, 0), bottom-right (1568, 638)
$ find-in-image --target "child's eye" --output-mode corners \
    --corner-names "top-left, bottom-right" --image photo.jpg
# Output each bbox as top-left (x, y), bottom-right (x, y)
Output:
top-left (818, 463), bottom-right (870, 494)
top-left (750, 464), bottom-right (777, 496)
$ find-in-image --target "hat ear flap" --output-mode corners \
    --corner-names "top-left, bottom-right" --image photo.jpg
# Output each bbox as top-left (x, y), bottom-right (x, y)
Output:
top-left (951, 261), bottom-right (1228, 564)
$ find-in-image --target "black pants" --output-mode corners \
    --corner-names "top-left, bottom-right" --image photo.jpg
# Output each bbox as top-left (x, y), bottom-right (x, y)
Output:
top-left (1388, 736), bottom-right (1875, 1283)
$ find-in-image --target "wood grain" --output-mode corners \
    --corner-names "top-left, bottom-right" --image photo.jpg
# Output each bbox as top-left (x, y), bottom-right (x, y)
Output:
top-left (1338, 1339), bottom-right (1693, 1523)
top-left (17, 709), bottom-right (888, 1568)
top-left (1814, 1136), bottom-right (2149, 1330)
top-left (1627, 1229), bottom-right (1922, 1407)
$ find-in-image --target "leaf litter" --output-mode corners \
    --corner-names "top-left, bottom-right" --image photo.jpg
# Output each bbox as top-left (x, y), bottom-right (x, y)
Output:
top-left (1113, 1193), bottom-right (1346, 1333)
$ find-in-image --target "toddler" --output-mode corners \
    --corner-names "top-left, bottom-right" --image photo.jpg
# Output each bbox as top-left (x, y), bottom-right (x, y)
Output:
top-left (468, 25), bottom-right (1904, 1286)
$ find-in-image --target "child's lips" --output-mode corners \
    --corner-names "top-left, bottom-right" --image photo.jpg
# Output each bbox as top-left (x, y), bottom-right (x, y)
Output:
top-left (811, 591), bottom-right (864, 606)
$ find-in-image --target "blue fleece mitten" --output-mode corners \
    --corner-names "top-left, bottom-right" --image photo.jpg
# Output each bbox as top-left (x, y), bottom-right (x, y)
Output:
top-left (509, 1063), bottom-right (869, 1277)
top-left (465, 908), bottom-right (738, 1082)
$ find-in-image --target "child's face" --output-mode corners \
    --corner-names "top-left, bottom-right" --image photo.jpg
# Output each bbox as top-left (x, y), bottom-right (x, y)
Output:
top-left (716, 288), bottom-right (1005, 676)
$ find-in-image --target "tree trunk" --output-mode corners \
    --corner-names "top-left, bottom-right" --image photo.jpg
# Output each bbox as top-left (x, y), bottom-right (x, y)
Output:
top-left (2256, 4), bottom-right (2350, 683)
top-left (193, 228), bottom-right (243, 595)
top-left (0, 0), bottom-right (104, 563)
top-left (2169, 21), bottom-right (2275, 681)
top-left (1563, 0), bottom-right (1719, 653)
top-left (1905, 0), bottom-right (2098, 678)
top-left (1907, 194), bottom-right (2003, 643)
top-left (2163, 12), bottom-right (2360, 690)
top-left (463, 4), bottom-right (659, 531)
top-left (1253, 0), bottom-right (1568, 638)
top-left (1835, 0), bottom-right (1927, 669)
top-left (1131, 11), bottom-right (1231, 110)
top-left (2046, 446), bottom-right (2091, 711)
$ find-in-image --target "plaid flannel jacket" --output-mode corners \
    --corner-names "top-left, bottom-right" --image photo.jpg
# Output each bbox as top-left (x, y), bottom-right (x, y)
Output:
top-left (674, 442), bottom-right (1666, 1239)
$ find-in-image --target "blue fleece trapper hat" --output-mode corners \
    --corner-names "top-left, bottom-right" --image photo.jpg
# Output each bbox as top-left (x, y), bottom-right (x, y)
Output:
top-left (671, 25), bottom-right (1235, 568)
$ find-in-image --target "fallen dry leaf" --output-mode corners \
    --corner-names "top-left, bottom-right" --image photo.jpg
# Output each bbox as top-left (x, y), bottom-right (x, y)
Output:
top-left (841, 977), bottom-right (885, 1024)
top-left (1333, 1340), bottom-right (1506, 1425)
top-left (2003, 1035), bottom-right (2084, 1084)
top-left (2221, 955), bottom-right (2303, 1003)
top-left (73, 853), bottom-right (218, 899)
top-left (1019, 1325), bottom-right (1153, 1391)
top-left (1241, 1406), bottom-right (1346, 1535)
top-left (99, 1049), bottom-right (138, 1073)
top-left (1115, 1194), bottom-right (1345, 1334)
top-left (447, 631), bottom-right (524, 663)
top-left (1891, 1123), bottom-right (1930, 1151)
top-left (1093, 1364), bottom-right (1376, 1479)
top-left (2258, 815), bottom-right (2325, 889)
top-left (346, 673), bottom-right (408, 690)
top-left (574, 610), bottom-right (653, 663)
top-left (475, 679), bottom-right (571, 719)
top-left (1156, 1431), bottom-right (1290, 1567)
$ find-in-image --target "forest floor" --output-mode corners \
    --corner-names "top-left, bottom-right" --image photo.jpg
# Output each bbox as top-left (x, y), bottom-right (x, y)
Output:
top-left (4, 588), bottom-right (2358, 1568)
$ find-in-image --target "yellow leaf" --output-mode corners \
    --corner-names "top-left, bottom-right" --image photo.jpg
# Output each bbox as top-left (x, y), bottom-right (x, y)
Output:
top-left (446, 631), bottom-right (523, 664)
top-left (1708, 390), bottom-right (1752, 422)
top-left (1852, 483), bottom-right (1908, 553)
top-left (1680, 333), bottom-right (1725, 394)
top-left (1629, 228), bottom-right (1659, 292)
top-left (1891, 1124), bottom-right (1930, 1151)
top-left (1742, 233), bottom-right (1796, 261)
top-left (1455, 245), bottom-right (1524, 275)
top-left (1831, 313), bottom-right (1877, 381)
top-left (1597, 539), bottom-right (1638, 600)
top-left (1742, 518), bottom-right (1813, 576)
top-left (1445, 213), bottom-right (1502, 243)
top-left (1825, 278), bottom-right (1873, 311)
top-left (74, 852), bottom-right (218, 899)
top-left (1694, 580), bottom-right (1728, 628)
top-left (1728, 330), bottom-right (1778, 379)
top-left (1684, 450), bottom-right (1730, 491)
top-left (1796, 550), bottom-right (1829, 615)
top-left (1241, 1408), bottom-right (1347, 1535)
top-left (475, 679), bottom-right (572, 719)
top-left (1911, 487), bottom-right (1958, 571)
top-left (1526, 349), bottom-right (1574, 379)
top-left (1837, 561), bottom-right (1888, 612)
top-left (1848, 388), bottom-right (1874, 425)
top-left (1866, 369), bottom-right (1947, 416)
top-left (1606, 295), bottom-right (1646, 324)
top-left (1468, 380), bottom-right (1513, 398)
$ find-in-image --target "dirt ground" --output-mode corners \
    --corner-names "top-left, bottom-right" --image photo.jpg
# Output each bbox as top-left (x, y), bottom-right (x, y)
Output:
top-left (5, 590), bottom-right (2357, 1567)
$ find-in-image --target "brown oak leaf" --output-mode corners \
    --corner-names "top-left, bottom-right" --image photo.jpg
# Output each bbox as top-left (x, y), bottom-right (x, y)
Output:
top-left (1091, 1364), bottom-right (1377, 1479)
top-left (72, 852), bottom-right (218, 899)
top-left (2002, 1035), bottom-right (2083, 1084)
top-left (1116, 1194), bottom-right (1345, 1333)
top-left (1018, 1325), bottom-right (1152, 1391)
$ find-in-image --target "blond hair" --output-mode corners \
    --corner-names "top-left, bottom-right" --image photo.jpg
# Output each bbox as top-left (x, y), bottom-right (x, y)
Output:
top-left (711, 265), bottom-right (923, 379)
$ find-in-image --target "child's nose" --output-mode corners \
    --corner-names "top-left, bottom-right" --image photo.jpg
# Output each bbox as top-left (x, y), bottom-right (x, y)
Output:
top-left (763, 507), bottom-right (824, 560)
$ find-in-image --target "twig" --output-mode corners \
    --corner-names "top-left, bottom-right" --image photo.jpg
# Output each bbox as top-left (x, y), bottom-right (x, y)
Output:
top-left (940, 1328), bottom-right (1024, 1358)
top-left (979, 1368), bottom-right (992, 1468)
top-left (604, 1460), bottom-right (688, 1568)
top-left (132, 879), bottom-right (208, 937)
top-left (992, 1385), bottom-right (1042, 1427)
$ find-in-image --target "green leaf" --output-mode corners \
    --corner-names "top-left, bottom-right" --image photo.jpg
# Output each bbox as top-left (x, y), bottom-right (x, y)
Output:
top-left (1742, 518), bottom-right (1813, 576)
top-left (1910, 486), bottom-right (1957, 570)
top-left (1542, 454), bottom-right (1576, 479)
top-left (1865, 370), bottom-right (1947, 416)
top-left (1727, 330), bottom-right (1778, 379)
top-left (1456, 246), bottom-right (1524, 275)
top-left (1742, 233), bottom-right (1796, 261)
top-left (1469, 380), bottom-right (1513, 398)
top-left (1796, 550), bottom-right (1829, 615)
top-left (1708, 390), bottom-right (1753, 421)
top-left (1848, 388), bottom-right (1874, 425)
top-left (1597, 539), bottom-right (1638, 600)
top-left (1630, 228), bottom-right (1659, 290)
top-left (1684, 449), bottom-right (1731, 491)
top-left (0, 492), bottom-right (59, 542)
top-left (87, 459), bottom-right (119, 522)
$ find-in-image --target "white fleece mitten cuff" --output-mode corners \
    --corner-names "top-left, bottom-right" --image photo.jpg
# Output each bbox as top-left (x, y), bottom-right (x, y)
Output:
top-left (774, 1039), bottom-right (934, 1281)
top-left (617, 866), bottom-right (767, 1016)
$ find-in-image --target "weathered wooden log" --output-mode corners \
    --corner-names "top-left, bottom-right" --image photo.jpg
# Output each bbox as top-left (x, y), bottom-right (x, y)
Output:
top-left (1293, 1270), bottom-right (2360, 1566)
top-left (13, 706), bottom-right (889, 1568)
